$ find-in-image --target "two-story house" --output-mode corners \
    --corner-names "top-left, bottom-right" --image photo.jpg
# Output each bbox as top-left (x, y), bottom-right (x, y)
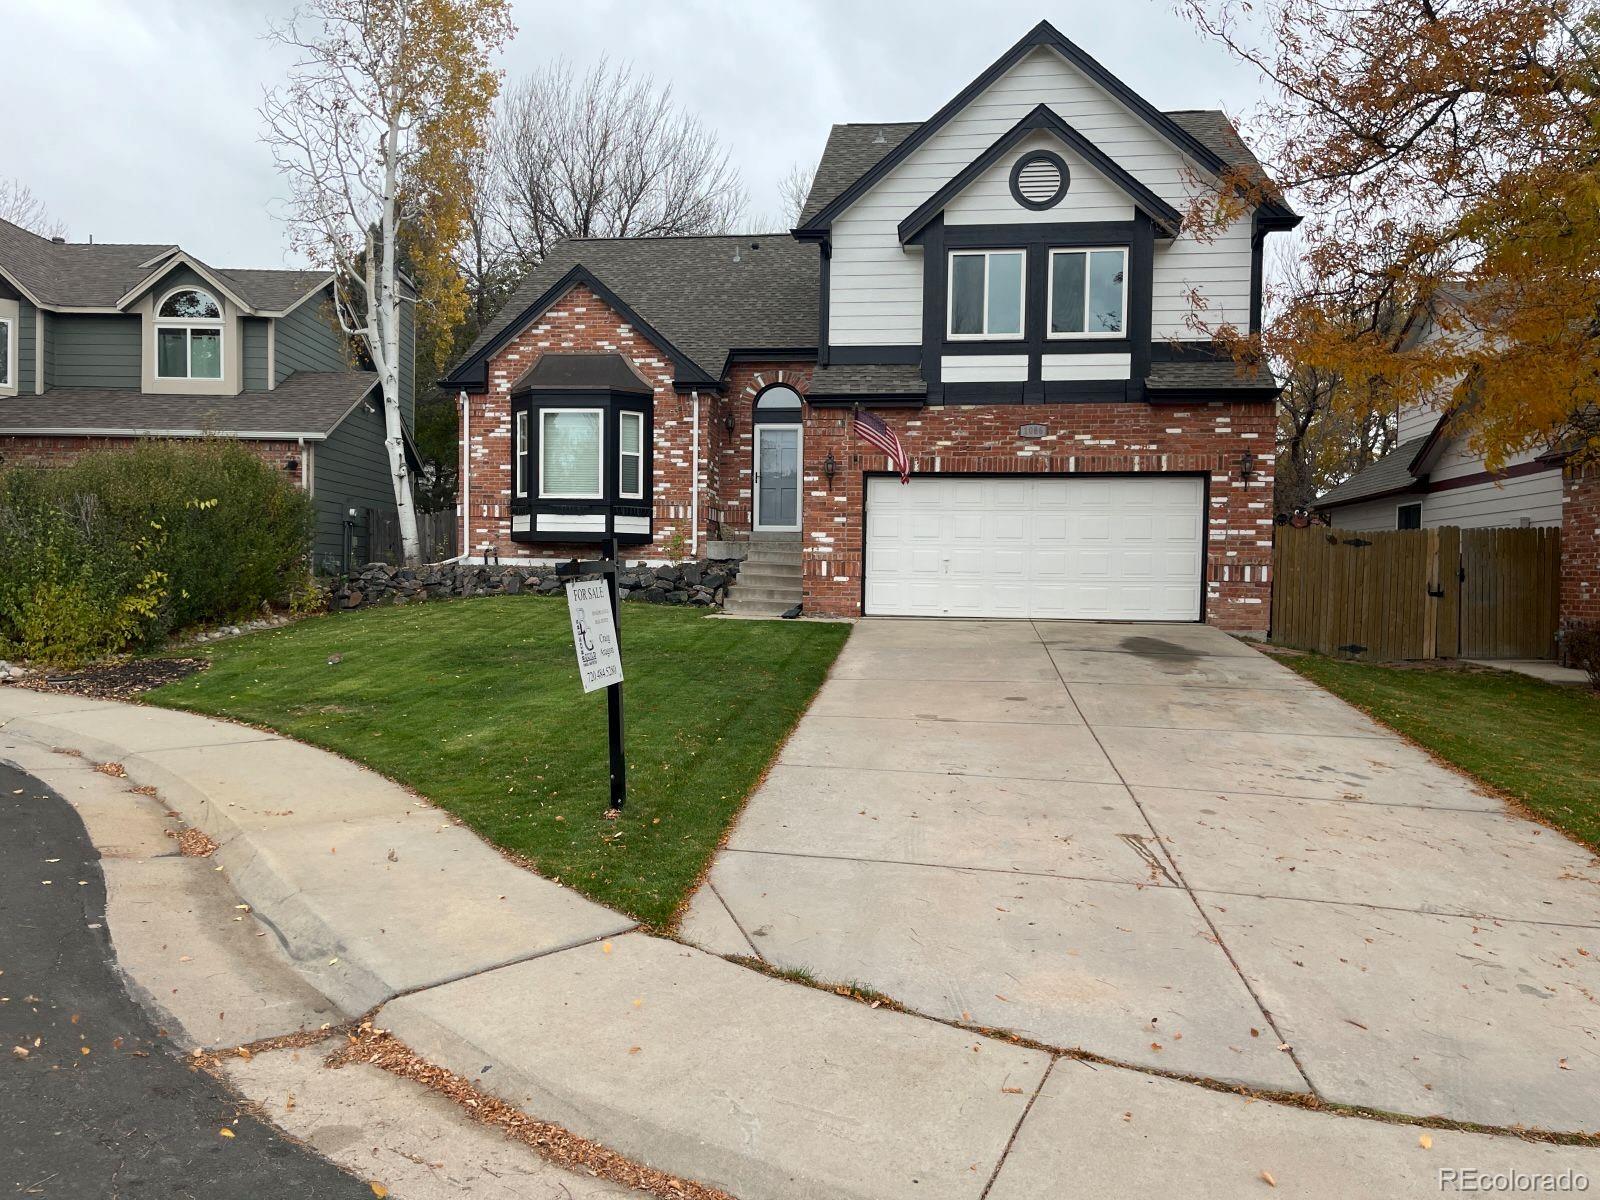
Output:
top-left (1315, 287), bottom-right (1597, 629)
top-left (0, 216), bottom-right (417, 574)
top-left (442, 20), bottom-right (1299, 630)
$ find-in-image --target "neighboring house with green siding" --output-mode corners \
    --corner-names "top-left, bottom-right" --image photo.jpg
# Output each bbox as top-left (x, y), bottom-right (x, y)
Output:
top-left (0, 217), bottom-right (417, 573)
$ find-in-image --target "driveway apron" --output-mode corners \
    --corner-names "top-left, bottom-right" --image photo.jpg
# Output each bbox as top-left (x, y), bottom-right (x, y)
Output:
top-left (690, 618), bottom-right (1600, 1131)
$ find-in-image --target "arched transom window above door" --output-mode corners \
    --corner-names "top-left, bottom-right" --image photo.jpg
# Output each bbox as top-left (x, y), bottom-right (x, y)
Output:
top-left (752, 383), bottom-right (803, 423)
top-left (155, 287), bottom-right (225, 380)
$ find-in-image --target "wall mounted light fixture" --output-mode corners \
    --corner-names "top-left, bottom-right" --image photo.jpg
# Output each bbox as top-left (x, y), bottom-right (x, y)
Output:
top-left (1236, 451), bottom-right (1256, 481)
top-left (823, 450), bottom-right (837, 485)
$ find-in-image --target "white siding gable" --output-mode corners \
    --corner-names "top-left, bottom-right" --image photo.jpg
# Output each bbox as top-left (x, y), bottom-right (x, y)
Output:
top-left (944, 132), bottom-right (1135, 226)
top-left (827, 45), bottom-right (1254, 347)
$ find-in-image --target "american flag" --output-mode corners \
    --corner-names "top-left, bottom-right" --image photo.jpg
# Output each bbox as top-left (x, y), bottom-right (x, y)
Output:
top-left (853, 407), bottom-right (911, 484)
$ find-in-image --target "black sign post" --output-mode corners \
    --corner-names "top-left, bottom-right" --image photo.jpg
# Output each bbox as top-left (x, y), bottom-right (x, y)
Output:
top-left (602, 531), bottom-right (626, 816)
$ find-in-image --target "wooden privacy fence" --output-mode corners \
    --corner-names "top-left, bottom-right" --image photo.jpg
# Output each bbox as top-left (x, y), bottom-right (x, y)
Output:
top-left (357, 508), bottom-right (458, 571)
top-left (1271, 525), bottom-right (1561, 661)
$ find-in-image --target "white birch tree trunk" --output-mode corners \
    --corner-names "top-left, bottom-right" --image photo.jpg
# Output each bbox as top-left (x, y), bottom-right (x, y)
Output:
top-left (367, 123), bottom-right (421, 564)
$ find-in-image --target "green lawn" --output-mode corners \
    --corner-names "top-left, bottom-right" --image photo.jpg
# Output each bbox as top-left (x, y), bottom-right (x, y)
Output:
top-left (1284, 655), bottom-right (1600, 848)
top-left (147, 597), bottom-right (850, 926)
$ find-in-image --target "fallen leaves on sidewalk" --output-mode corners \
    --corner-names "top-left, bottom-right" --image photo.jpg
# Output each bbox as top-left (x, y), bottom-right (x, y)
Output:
top-left (175, 828), bottom-right (218, 858)
top-left (327, 1023), bottom-right (736, 1200)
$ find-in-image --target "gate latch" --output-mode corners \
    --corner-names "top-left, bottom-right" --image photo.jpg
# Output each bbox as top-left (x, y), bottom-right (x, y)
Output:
top-left (1427, 585), bottom-right (1446, 598)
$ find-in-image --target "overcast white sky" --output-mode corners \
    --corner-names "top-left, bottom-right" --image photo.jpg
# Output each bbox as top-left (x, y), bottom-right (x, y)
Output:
top-left (6, 0), bottom-right (1267, 268)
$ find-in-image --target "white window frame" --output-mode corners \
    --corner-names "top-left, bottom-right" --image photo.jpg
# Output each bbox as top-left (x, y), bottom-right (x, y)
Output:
top-left (946, 249), bottom-right (1026, 341)
top-left (0, 305), bottom-right (15, 393)
top-left (538, 407), bottom-right (605, 500)
top-left (153, 286), bottom-right (225, 380)
top-left (514, 410), bottom-right (528, 497)
top-left (618, 410), bottom-right (645, 500)
top-left (1046, 247), bottom-right (1129, 340)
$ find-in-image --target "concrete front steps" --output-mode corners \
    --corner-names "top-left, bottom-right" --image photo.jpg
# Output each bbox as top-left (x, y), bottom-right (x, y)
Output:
top-left (722, 535), bottom-right (803, 617)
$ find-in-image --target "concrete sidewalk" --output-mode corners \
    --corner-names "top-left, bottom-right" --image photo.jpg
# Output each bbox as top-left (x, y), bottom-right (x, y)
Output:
top-left (4, 685), bottom-right (1597, 1200)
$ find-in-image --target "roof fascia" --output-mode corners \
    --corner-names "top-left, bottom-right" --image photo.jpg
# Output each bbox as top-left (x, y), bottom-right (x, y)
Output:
top-left (259, 275), bottom-right (338, 319)
top-left (441, 264), bottom-right (718, 388)
top-left (115, 252), bottom-right (255, 314)
top-left (799, 20), bottom-right (1276, 234)
top-left (897, 104), bottom-right (1183, 242)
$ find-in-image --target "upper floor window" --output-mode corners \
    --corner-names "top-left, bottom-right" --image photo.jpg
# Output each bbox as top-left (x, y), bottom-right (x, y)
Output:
top-left (155, 287), bottom-right (224, 380)
top-left (1048, 248), bottom-right (1126, 338)
top-left (948, 250), bottom-right (1024, 340)
top-left (540, 408), bottom-right (604, 500)
top-left (0, 300), bottom-right (16, 392)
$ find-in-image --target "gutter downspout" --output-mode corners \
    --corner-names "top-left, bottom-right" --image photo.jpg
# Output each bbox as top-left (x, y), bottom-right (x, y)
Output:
top-left (457, 390), bottom-right (470, 562)
top-left (689, 390), bottom-right (700, 558)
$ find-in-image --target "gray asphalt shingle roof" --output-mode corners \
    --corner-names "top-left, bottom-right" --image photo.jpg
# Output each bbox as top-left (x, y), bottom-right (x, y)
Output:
top-left (0, 371), bottom-right (377, 439)
top-left (448, 234), bottom-right (820, 384)
top-left (1146, 359), bottom-right (1279, 392)
top-left (1316, 435), bottom-right (1431, 507)
top-left (808, 363), bottom-right (927, 398)
top-left (0, 218), bottom-right (331, 313)
top-left (798, 110), bottom-right (1274, 225)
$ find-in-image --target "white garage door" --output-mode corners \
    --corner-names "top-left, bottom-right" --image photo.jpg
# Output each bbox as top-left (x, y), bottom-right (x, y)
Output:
top-left (864, 475), bottom-right (1205, 620)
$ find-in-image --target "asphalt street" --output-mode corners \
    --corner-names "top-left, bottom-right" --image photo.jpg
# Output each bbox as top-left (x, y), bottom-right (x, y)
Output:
top-left (0, 759), bottom-right (370, 1199)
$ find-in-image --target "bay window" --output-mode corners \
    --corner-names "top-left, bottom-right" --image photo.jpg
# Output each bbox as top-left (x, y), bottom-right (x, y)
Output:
top-left (948, 249), bottom-right (1024, 339)
top-left (514, 410), bottom-right (528, 497)
top-left (1048, 248), bottom-right (1127, 337)
top-left (619, 410), bottom-right (644, 499)
top-left (539, 409), bottom-right (604, 499)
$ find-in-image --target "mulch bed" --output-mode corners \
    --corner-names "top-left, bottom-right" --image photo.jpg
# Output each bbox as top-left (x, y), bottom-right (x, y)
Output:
top-left (6, 657), bottom-right (210, 700)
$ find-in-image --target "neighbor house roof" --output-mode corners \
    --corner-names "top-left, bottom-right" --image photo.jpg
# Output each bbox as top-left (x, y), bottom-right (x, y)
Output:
top-left (0, 371), bottom-right (378, 440)
top-left (0, 218), bottom-right (332, 314)
top-left (443, 234), bottom-right (820, 389)
top-left (1315, 434), bottom-right (1433, 508)
top-left (799, 108), bottom-right (1283, 227)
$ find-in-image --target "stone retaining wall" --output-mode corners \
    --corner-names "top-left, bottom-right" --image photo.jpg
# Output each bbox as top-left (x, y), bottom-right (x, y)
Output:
top-left (327, 559), bottom-right (742, 611)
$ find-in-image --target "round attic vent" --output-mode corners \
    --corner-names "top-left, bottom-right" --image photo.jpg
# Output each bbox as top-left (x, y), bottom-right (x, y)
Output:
top-left (1009, 150), bottom-right (1070, 210)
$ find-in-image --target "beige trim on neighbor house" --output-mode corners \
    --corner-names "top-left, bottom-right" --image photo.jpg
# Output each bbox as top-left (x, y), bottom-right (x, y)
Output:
top-left (137, 287), bottom-right (245, 397)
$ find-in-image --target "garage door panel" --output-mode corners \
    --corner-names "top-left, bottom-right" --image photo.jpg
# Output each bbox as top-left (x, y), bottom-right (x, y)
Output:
top-left (865, 475), bottom-right (1204, 621)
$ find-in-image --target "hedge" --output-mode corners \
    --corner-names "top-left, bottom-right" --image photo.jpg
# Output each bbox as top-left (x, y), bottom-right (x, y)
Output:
top-left (0, 440), bottom-right (316, 665)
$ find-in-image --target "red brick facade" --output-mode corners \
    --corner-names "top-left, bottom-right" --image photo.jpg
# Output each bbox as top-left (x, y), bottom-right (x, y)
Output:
top-left (0, 434), bottom-right (304, 487)
top-left (462, 281), bottom-right (1277, 631)
top-left (466, 283), bottom-right (813, 562)
top-left (1561, 462), bottom-right (1600, 625)
top-left (797, 401), bottom-right (1276, 630)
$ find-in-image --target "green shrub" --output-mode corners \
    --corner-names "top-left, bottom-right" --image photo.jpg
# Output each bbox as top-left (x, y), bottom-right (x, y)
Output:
top-left (0, 440), bottom-right (315, 665)
top-left (1561, 620), bottom-right (1600, 690)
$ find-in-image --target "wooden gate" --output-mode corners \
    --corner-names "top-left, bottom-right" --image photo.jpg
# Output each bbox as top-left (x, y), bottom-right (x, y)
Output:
top-left (1271, 525), bottom-right (1559, 661)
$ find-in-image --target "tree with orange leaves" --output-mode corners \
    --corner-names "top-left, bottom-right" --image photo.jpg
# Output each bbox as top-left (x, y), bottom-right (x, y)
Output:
top-left (262, 0), bottom-right (514, 562)
top-left (1179, 0), bottom-right (1600, 474)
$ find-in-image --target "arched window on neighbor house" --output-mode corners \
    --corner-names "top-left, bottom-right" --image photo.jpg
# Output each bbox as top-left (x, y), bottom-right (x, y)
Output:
top-left (155, 287), bottom-right (224, 380)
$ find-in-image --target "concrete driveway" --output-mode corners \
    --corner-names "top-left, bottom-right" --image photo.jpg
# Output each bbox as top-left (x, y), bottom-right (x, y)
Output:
top-left (683, 619), bottom-right (1600, 1133)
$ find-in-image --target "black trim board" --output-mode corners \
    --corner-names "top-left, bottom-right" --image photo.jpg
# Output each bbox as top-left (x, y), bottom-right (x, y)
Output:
top-left (922, 215), bottom-right (1155, 396)
top-left (898, 105), bottom-right (1182, 242)
top-left (797, 20), bottom-right (1298, 235)
top-left (826, 345), bottom-right (922, 366)
top-left (442, 264), bottom-right (718, 390)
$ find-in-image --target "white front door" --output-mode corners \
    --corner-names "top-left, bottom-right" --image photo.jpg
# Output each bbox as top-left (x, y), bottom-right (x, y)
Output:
top-left (864, 475), bottom-right (1206, 620)
top-left (754, 425), bottom-right (802, 531)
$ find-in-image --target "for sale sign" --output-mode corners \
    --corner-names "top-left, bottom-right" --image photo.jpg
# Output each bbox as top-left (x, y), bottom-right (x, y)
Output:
top-left (566, 579), bottom-right (624, 693)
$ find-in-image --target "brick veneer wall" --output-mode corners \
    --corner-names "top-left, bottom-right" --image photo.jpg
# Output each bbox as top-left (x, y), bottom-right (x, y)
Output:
top-left (714, 361), bottom-right (814, 538)
top-left (798, 400), bottom-right (1277, 631)
top-left (0, 434), bottom-right (303, 487)
top-left (464, 283), bottom-right (813, 560)
top-left (1562, 462), bottom-right (1599, 624)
